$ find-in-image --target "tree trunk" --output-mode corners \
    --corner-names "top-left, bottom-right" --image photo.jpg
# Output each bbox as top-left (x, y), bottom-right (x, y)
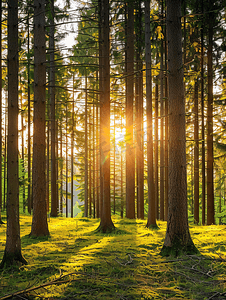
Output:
top-left (98, 0), bottom-right (115, 232)
top-left (95, 67), bottom-right (99, 219)
top-left (93, 103), bottom-right (96, 218)
top-left (0, 0), bottom-right (2, 224)
top-left (99, 0), bottom-right (104, 219)
top-left (27, 9), bottom-right (32, 214)
top-left (84, 75), bottom-right (88, 217)
top-left (160, 0), bottom-right (197, 256)
top-left (136, 0), bottom-right (144, 219)
top-left (154, 56), bottom-right (159, 219)
top-left (194, 78), bottom-right (199, 224)
top-left (30, 0), bottom-right (49, 237)
top-left (201, 0), bottom-right (205, 225)
top-left (206, 2), bottom-right (214, 225)
top-left (49, 0), bottom-right (57, 217)
top-left (145, 0), bottom-right (156, 228)
top-left (46, 76), bottom-right (50, 214)
top-left (113, 103), bottom-right (116, 215)
top-left (159, 1), bottom-right (165, 221)
top-left (60, 116), bottom-right (63, 214)
top-left (71, 76), bottom-right (75, 218)
top-left (96, 101), bottom-right (100, 218)
top-left (125, 0), bottom-right (135, 219)
top-left (3, 116), bottom-right (7, 211)
top-left (20, 82), bottom-right (26, 213)
top-left (164, 19), bottom-right (169, 221)
top-left (0, 0), bottom-right (27, 267)
top-left (121, 109), bottom-right (124, 218)
top-left (66, 102), bottom-right (68, 217)
top-left (88, 110), bottom-right (92, 217)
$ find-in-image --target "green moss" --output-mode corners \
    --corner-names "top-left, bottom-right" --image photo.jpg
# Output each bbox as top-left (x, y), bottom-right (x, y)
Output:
top-left (146, 223), bottom-right (160, 230)
top-left (0, 250), bottom-right (27, 269)
top-left (160, 237), bottom-right (199, 257)
top-left (0, 216), bottom-right (225, 299)
top-left (95, 223), bottom-right (116, 233)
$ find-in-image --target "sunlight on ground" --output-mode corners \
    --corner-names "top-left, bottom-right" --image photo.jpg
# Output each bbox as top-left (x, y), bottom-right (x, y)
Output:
top-left (0, 216), bottom-right (226, 299)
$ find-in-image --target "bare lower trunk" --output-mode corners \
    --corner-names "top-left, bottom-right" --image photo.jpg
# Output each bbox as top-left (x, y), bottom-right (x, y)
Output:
top-left (194, 79), bottom-right (199, 224)
top-left (30, 0), bottom-right (49, 237)
top-left (125, 0), bottom-right (135, 219)
top-left (145, 0), bottom-right (156, 228)
top-left (161, 0), bottom-right (197, 256)
top-left (206, 4), bottom-right (214, 225)
top-left (1, 0), bottom-right (27, 267)
top-left (98, 0), bottom-right (114, 233)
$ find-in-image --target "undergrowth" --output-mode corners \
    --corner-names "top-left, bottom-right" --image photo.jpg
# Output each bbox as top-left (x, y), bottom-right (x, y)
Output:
top-left (0, 215), bottom-right (226, 299)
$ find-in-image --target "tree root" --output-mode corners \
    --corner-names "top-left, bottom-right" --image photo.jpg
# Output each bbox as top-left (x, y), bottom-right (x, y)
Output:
top-left (0, 251), bottom-right (27, 269)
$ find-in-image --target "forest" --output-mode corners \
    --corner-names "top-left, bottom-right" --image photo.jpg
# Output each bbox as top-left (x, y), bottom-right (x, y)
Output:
top-left (0, 0), bottom-right (226, 299)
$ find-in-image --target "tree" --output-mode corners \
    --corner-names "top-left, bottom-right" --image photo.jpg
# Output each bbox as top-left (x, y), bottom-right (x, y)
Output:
top-left (26, 2), bottom-right (32, 214)
top-left (206, 0), bottom-right (215, 225)
top-left (200, 0), bottom-right (205, 225)
top-left (0, 0), bottom-right (3, 224)
top-left (84, 74), bottom-right (88, 217)
top-left (30, 0), bottom-right (49, 237)
top-left (145, 0), bottom-right (156, 228)
top-left (49, 0), bottom-right (58, 218)
top-left (135, 0), bottom-right (144, 219)
top-left (98, 0), bottom-right (115, 232)
top-left (160, 0), bottom-right (197, 256)
top-left (0, 0), bottom-right (27, 267)
top-left (193, 74), bottom-right (199, 224)
top-left (125, 0), bottom-right (135, 219)
top-left (159, 0), bottom-right (165, 221)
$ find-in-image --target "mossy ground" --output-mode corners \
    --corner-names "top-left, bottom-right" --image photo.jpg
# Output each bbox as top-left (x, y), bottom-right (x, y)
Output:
top-left (0, 215), bottom-right (226, 299)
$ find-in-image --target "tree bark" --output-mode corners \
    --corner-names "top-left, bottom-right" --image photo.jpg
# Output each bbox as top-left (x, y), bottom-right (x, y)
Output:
top-left (145, 0), bottom-right (156, 228)
top-left (201, 0), bottom-right (205, 225)
top-left (71, 75), bottom-right (75, 218)
top-left (84, 75), bottom-right (88, 217)
top-left (125, 0), bottom-right (135, 219)
top-left (30, 0), bottom-right (49, 237)
top-left (154, 61), bottom-right (159, 220)
top-left (1, 0), bottom-right (27, 267)
top-left (206, 2), bottom-right (215, 225)
top-left (88, 110), bottom-right (92, 217)
top-left (49, 0), bottom-right (57, 217)
top-left (164, 18), bottom-right (169, 221)
top-left (98, 0), bottom-right (115, 232)
top-left (0, 0), bottom-right (2, 224)
top-left (136, 0), bottom-right (144, 219)
top-left (121, 109), bottom-right (124, 218)
top-left (3, 115), bottom-right (7, 211)
top-left (159, 0), bottom-right (165, 221)
top-left (96, 100), bottom-right (100, 218)
top-left (27, 8), bottom-right (32, 214)
top-left (194, 78), bottom-right (199, 224)
top-left (93, 103), bottom-right (96, 218)
top-left (20, 81), bottom-right (26, 212)
top-left (60, 116), bottom-right (63, 214)
top-left (99, 0), bottom-right (104, 219)
top-left (160, 0), bottom-right (197, 256)
top-left (66, 102), bottom-right (68, 217)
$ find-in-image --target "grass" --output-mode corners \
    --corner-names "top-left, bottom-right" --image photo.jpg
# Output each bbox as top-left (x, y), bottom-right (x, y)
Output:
top-left (0, 215), bottom-right (226, 299)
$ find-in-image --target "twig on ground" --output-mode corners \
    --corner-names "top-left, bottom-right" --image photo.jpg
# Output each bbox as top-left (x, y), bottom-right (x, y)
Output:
top-left (181, 265), bottom-right (213, 278)
top-left (114, 254), bottom-right (133, 266)
top-left (206, 291), bottom-right (220, 300)
top-left (172, 270), bottom-right (201, 283)
top-left (0, 272), bottom-right (78, 300)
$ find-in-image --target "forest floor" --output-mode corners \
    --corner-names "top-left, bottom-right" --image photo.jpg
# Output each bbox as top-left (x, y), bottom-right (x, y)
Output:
top-left (0, 215), bottom-right (226, 300)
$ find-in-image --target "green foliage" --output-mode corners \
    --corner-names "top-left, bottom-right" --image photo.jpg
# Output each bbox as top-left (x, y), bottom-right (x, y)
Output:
top-left (0, 216), bottom-right (226, 299)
